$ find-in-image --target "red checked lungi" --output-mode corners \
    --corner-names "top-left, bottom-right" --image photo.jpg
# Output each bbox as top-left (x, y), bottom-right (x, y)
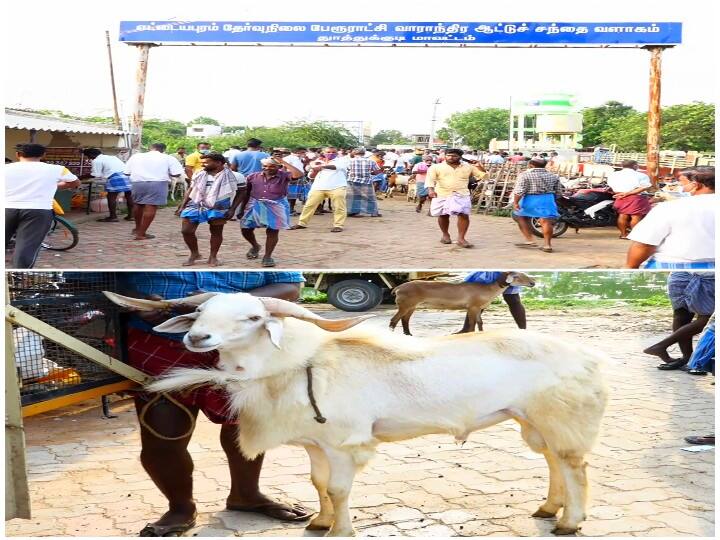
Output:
top-left (126, 327), bottom-right (236, 424)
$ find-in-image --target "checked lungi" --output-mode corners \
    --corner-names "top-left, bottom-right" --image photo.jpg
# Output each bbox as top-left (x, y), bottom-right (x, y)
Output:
top-left (287, 177), bottom-right (310, 202)
top-left (346, 181), bottom-right (379, 216)
top-left (667, 272), bottom-right (715, 316)
top-left (241, 197), bottom-right (291, 230)
top-left (104, 171), bottom-right (132, 193)
top-left (126, 327), bottom-right (236, 424)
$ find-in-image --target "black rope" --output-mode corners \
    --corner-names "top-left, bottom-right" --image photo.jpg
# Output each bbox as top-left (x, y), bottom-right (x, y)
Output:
top-left (306, 366), bottom-right (326, 424)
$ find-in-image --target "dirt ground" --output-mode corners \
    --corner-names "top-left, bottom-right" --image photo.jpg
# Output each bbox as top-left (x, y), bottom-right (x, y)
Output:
top-left (5, 306), bottom-right (714, 537)
top-left (26, 198), bottom-right (628, 270)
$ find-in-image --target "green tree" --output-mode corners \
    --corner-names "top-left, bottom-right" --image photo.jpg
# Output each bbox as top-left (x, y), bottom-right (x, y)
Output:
top-left (444, 108), bottom-right (509, 149)
top-left (188, 116), bottom-right (220, 126)
top-left (581, 101), bottom-right (635, 147)
top-left (598, 102), bottom-right (715, 151)
top-left (368, 129), bottom-right (410, 146)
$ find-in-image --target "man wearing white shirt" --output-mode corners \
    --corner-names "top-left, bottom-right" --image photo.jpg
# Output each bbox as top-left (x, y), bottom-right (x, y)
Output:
top-left (383, 149), bottom-right (400, 170)
top-left (124, 142), bottom-right (183, 240)
top-left (223, 145), bottom-right (242, 164)
top-left (606, 160), bottom-right (652, 239)
top-left (5, 144), bottom-right (80, 268)
top-left (83, 148), bottom-right (134, 223)
top-left (291, 147), bottom-right (350, 232)
top-left (626, 167), bottom-right (715, 269)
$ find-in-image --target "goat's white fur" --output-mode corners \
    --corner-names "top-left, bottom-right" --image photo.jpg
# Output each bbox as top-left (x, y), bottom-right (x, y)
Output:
top-left (136, 293), bottom-right (607, 537)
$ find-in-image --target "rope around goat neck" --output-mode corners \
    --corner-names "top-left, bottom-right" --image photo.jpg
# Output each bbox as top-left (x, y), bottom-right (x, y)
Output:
top-left (306, 366), bottom-right (326, 424)
top-left (138, 392), bottom-right (197, 441)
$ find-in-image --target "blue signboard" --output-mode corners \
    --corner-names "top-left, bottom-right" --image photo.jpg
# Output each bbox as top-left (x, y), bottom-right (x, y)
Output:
top-left (119, 21), bottom-right (682, 46)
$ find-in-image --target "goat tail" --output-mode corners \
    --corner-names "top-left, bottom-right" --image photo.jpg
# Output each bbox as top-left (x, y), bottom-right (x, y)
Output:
top-left (146, 367), bottom-right (239, 394)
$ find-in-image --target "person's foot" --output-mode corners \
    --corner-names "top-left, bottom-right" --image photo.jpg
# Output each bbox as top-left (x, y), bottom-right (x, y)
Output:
top-left (123, 215), bottom-right (134, 221)
top-left (515, 241), bottom-right (538, 248)
top-left (207, 256), bottom-right (222, 267)
top-left (246, 246), bottom-right (261, 259)
top-left (290, 224), bottom-right (307, 230)
top-left (540, 246), bottom-right (553, 253)
top-left (619, 236), bottom-right (629, 240)
top-left (457, 240), bottom-right (474, 248)
top-left (644, 344), bottom-right (673, 363)
top-left (416, 205), bottom-right (422, 213)
top-left (347, 213), bottom-right (360, 217)
top-left (657, 358), bottom-right (688, 370)
top-left (262, 257), bottom-right (276, 267)
top-left (330, 227), bottom-right (343, 233)
top-left (371, 213), bottom-right (383, 217)
top-left (133, 234), bottom-right (156, 240)
top-left (182, 253), bottom-right (202, 266)
top-left (687, 368), bottom-right (708, 376)
top-left (139, 506), bottom-right (197, 537)
top-left (227, 493), bottom-right (312, 522)
top-left (96, 216), bottom-right (119, 223)
top-left (440, 236), bottom-right (452, 244)
top-left (684, 435), bottom-right (715, 445)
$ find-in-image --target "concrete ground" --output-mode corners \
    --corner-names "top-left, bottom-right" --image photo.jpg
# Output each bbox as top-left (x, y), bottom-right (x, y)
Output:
top-left (27, 198), bottom-right (628, 269)
top-left (6, 306), bottom-right (714, 537)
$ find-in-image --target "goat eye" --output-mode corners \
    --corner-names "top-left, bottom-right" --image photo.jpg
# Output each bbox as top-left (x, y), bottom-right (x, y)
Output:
top-left (248, 316), bottom-right (262, 322)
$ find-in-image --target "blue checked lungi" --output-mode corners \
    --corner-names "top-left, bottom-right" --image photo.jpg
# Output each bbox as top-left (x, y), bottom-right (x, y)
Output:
top-left (347, 181), bottom-right (379, 216)
top-left (416, 181), bottom-right (429, 198)
top-left (241, 197), bottom-right (290, 230)
top-left (644, 258), bottom-right (715, 270)
top-left (287, 177), bottom-right (310, 202)
top-left (372, 173), bottom-right (387, 192)
top-left (180, 198), bottom-right (231, 224)
top-left (105, 172), bottom-right (132, 193)
top-left (667, 272), bottom-right (715, 316)
top-left (688, 318), bottom-right (715, 372)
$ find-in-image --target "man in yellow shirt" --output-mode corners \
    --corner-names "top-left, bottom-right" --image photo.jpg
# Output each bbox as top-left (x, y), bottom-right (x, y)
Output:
top-left (184, 141), bottom-right (212, 181)
top-left (425, 148), bottom-right (485, 248)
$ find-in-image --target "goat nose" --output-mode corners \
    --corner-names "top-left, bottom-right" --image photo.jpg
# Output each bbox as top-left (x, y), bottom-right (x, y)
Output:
top-left (188, 333), bottom-right (211, 344)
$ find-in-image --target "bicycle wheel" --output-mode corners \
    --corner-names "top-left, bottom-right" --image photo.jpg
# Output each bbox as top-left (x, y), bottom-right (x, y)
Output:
top-left (42, 216), bottom-right (79, 251)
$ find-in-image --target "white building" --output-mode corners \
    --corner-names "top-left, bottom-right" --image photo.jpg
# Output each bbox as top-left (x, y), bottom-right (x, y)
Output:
top-left (508, 94), bottom-right (583, 150)
top-left (186, 124), bottom-right (222, 137)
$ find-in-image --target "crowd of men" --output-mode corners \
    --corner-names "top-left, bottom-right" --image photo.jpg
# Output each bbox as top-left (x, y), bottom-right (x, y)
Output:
top-left (4, 140), bottom-right (715, 270)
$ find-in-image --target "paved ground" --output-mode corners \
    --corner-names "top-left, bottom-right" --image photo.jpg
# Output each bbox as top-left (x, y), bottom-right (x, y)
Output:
top-left (27, 199), bottom-right (628, 269)
top-left (6, 306), bottom-right (714, 537)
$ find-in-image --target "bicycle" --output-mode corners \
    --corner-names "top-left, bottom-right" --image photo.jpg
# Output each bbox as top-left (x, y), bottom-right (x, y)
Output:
top-left (41, 200), bottom-right (79, 251)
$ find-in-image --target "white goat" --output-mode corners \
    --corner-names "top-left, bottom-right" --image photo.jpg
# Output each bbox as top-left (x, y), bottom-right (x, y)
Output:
top-left (105, 291), bottom-right (608, 537)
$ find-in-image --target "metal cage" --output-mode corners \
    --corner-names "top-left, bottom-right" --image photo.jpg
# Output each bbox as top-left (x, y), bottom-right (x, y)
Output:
top-left (7, 272), bottom-right (125, 407)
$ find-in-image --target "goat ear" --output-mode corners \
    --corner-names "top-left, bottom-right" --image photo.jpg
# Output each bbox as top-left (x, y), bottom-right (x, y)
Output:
top-left (152, 312), bottom-right (200, 334)
top-left (506, 271), bottom-right (518, 284)
top-left (264, 317), bottom-right (284, 349)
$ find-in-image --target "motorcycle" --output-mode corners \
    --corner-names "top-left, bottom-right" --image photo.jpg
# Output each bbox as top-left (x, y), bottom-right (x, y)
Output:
top-left (516, 189), bottom-right (619, 238)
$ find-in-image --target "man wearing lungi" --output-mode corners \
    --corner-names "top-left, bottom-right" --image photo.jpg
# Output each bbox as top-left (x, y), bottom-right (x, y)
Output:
top-left (346, 148), bottom-right (382, 217)
top-left (119, 272), bottom-right (312, 536)
top-left (425, 148), bottom-right (486, 249)
top-left (82, 148), bottom-right (134, 223)
top-left (644, 271), bottom-right (715, 370)
top-left (124, 143), bottom-right (184, 241)
top-left (606, 160), bottom-right (652, 239)
top-left (281, 148), bottom-right (309, 216)
top-left (512, 158), bottom-right (564, 253)
top-left (176, 153), bottom-right (245, 267)
top-left (240, 159), bottom-right (292, 267)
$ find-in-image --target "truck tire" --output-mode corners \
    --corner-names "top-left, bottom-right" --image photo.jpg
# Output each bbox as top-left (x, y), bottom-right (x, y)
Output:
top-left (327, 280), bottom-right (382, 312)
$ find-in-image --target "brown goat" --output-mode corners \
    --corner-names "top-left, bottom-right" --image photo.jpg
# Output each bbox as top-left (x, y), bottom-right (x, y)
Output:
top-left (390, 272), bottom-right (536, 335)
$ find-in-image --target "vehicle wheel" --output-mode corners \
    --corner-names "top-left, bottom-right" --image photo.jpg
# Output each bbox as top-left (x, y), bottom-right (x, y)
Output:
top-left (528, 218), bottom-right (569, 238)
top-left (327, 280), bottom-right (382, 312)
top-left (42, 216), bottom-right (79, 251)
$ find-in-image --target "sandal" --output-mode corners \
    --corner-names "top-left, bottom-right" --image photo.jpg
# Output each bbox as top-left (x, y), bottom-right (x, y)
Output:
top-left (227, 502), bottom-right (313, 522)
top-left (330, 227), bottom-right (343, 233)
top-left (540, 246), bottom-right (553, 253)
top-left (138, 516), bottom-right (197, 537)
top-left (134, 234), bottom-right (156, 240)
top-left (262, 257), bottom-right (276, 267)
top-left (290, 225), bottom-right (307, 230)
top-left (440, 238), bottom-right (452, 245)
top-left (246, 246), bottom-right (261, 259)
top-left (96, 217), bottom-right (119, 223)
top-left (657, 359), bottom-right (688, 370)
top-left (514, 242), bottom-right (538, 248)
top-left (684, 435), bottom-right (715, 445)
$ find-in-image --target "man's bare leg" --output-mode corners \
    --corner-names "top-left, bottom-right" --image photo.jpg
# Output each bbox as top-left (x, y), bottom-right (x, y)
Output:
top-left (208, 221), bottom-right (225, 266)
top-left (181, 220), bottom-right (202, 265)
top-left (438, 214), bottom-right (452, 243)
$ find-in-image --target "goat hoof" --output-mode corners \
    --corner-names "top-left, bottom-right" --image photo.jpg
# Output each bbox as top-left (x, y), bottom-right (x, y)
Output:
top-left (326, 528), bottom-right (356, 537)
top-left (552, 526), bottom-right (578, 536)
top-left (533, 509), bottom-right (558, 519)
top-left (306, 521), bottom-right (332, 531)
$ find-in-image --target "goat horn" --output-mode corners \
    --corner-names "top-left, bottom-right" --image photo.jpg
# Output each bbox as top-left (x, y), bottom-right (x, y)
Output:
top-left (259, 297), bottom-right (374, 332)
top-left (103, 291), bottom-right (220, 311)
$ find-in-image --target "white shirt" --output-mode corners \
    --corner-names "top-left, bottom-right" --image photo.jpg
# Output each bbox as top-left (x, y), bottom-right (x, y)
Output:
top-left (5, 161), bottom-right (78, 210)
top-left (90, 154), bottom-right (126, 180)
top-left (383, 152), bottom-right (399, 167)
top-left (223, 148), bottom-right (242, 162)
top-left (232, 170), bottom-right (247, 186)
top-left (607, 168), bottom-right (651, 193)
top-left (487, 155), bottom-right (505, 164)
top-left (310, 156), bottom-right (351, 191)
top-left (628, 194), bottom-right (716, 263)
top-left (124, 150), bottom-right (184, 183)
top-left (283, 154), bottom-right (305, 176)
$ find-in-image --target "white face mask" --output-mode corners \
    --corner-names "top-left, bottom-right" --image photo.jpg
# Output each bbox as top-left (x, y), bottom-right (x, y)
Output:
top-left (681, 180), bottom-right (697, 194)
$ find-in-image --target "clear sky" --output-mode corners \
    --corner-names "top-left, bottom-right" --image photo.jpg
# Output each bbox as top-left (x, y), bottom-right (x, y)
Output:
top-left (4, 0), bottom-right (717, 135)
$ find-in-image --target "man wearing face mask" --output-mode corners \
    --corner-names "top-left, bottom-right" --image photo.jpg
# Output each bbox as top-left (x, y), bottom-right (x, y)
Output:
top-left (184, 142), bottom-right (212, 182)
top-left (291, 146), bottom-right (351, 233)
top-left (626, 167), bottom-right (715, 269)
top-left (117, 271), bottom-right (311, 537)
